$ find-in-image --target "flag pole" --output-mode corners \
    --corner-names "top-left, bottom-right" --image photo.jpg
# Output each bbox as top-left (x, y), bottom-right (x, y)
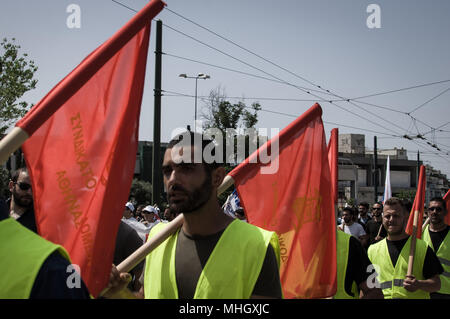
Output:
top-left (0, 127), bottom-right (29, 165)
top-left (407, 209), bottom-right (420, 276)
top-left (377, 223), bottom-right (383, 238)
top-left (116, 212), bottom-right (185, 273)
top-left (99, 174), bottom-right (236, 296)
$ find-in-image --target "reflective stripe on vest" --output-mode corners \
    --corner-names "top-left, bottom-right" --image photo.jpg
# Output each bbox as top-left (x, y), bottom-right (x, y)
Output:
top-left (144, 219), bottom-right (280, 299)
top-left (423, 225), bottom-right (450, 294)
top-left (334, 231), bottom-right (359, 299)
top-left (368, 237), bottom-right (429, 299)
top-left (0, 218), bottom-right (71, 298)
top-left (439, 257), bottom-right (450, 266)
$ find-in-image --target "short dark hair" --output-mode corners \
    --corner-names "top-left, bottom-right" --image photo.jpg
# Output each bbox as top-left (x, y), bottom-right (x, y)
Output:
top-left (429, 197), bottom-right (446, 208)
top-left (384, 197), bottom-right (410, 215)
top-left (167, 131), bottom-right (221, 172)
top-left (11, 167), bottom-right (28, 183)
top-left (358, 202), bottom-right (369, 209)
top-left (342, 206), bottom-right (355, 216)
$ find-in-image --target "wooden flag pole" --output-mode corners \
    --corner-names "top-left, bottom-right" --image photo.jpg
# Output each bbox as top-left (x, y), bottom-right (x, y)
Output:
top-left (407, 209), bottom-right (420, 276)
top-left (377, 223), bottom-right (383, 238)
top-left (100, 174), bottom-right (236, 296)
top-left (0, 127), bottom-right (29, 165)
top-left (116, 212), bottom-right (185, 273)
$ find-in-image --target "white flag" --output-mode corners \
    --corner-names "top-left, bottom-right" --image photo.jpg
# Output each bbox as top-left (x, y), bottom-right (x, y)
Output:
top-left (383, 156), bottom-right (392, 203)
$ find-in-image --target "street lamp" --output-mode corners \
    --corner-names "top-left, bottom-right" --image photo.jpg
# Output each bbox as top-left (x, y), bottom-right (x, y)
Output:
top-left (179, 72), bottom-right (210, 131)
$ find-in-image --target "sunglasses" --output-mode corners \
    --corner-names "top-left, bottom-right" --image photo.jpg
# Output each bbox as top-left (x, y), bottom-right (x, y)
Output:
top-left (16, 182), bottom-right (32, 191)
top-left (428, 207), bottom-right (443, 212)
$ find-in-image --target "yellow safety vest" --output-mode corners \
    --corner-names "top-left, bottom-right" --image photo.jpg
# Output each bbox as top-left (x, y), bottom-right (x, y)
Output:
top-left (422, 225), bottom-right (450, 295)
top-left (334, 230), bottom-right (359, 299)
top-left (144, 219), bottom-right (280, 299)
top-left (0, 218), bottom-right (71, 299)
top-left (368, 236), bottom-right (429, 299)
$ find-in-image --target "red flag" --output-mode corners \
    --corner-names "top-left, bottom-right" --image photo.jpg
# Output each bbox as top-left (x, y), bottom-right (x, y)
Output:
top-left (405, 165), bottom-right (426, 239)
top-left (229, 103), bottom-right (337, 299)
top-left (327, 128), bottom-right (339, 205)
top-left (19, 0), bottom-right (165, 297)
top-left (444, 189), bottom-right (450, 225)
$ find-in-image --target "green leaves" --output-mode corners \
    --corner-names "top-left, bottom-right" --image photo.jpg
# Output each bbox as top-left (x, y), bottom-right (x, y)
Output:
top-left (0, 38), bottom-right (38, 135)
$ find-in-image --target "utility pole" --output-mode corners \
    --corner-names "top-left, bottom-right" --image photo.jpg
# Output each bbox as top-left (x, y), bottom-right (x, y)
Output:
top-left (417, 150), bottom-right (420, 186)
top-left (373, 136), bottom-right (378, 203)
top-left (152, 20), bottom-right (162, 207)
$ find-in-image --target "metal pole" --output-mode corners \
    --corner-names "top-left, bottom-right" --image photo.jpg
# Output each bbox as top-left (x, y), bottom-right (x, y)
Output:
top-left (417, 150), bottom-right (420, 186)
top-left (152, 20), bottom-right (162, 207)
top-left (194, 77), bottom-right (198, 132)
top-left (373, 136), bottom-right (378, 203)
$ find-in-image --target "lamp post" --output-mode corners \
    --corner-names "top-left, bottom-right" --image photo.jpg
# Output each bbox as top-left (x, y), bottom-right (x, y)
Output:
top-left (179, 73), bottom-right (210, 132)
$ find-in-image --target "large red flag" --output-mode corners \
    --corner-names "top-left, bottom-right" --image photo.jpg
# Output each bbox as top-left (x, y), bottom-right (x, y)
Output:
top-left (406, 165), bottom-right (426, 239)
top-left (444, 190), bottom-right (450, 225)
top-left (229, 103), bottom-right (337, 299)
top-left (327, 128), bottom-right (339, 205)
top-left (19, 0), bottom-right (165, 297)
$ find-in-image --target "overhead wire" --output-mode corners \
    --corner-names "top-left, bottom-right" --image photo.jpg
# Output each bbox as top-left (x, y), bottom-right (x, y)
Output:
top-left (111, 0), bottom-right (449, 163)
top-left (112, 0), bottom-right (434, 141)
top-left (162, 7), bottom-right (450, 158)
top-left (164, 8), bottom-right (450, 161)
top-left (162, 89), bottom-right (401, 137)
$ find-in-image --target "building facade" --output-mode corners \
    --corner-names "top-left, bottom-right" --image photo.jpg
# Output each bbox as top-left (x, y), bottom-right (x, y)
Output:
top-left (337, 134), bottom-right (449, 207)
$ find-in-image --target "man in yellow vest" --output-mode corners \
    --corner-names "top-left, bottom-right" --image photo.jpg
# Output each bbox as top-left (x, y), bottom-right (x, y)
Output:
top-left (368, 197), bottom-right (443, 299)
top-left (105, 132), bottom-right (282, 299)
top-left (334, 230), bottom-right (384, 299)
top-left (422, 197), bottom-right (450, 299)
top-left (0, 197), bottom-right (90, 298)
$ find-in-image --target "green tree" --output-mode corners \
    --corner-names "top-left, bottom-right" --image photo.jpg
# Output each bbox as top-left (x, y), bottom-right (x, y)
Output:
top-left (346, 198), bottom-right (355, 207)
top-left (201, 87), bottom-right (262, 205)
top-left (129, 178), bottom-right (152, 205)
top-left (0, 38), bottom-right (38, 135)
top-left (396, 189), bottom-right (416, 202)
top-left (202, 86), bottom-right (261, 133)
top-left (0, 166), bottom-right (10, 199)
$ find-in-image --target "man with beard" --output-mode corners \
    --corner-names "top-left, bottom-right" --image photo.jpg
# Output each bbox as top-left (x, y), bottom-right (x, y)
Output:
top-left (7, 167), bottom-right (37, 233)
top-left (105, 132), bottom-right (282, 299)
top-left (365, 202), bottom-right (387, 246)
top-left (339, 207), bottom-right (368, 248)
top-left (0, 168), bottom-right (91, 298)
top-left (422, 197), bottom-right (450, 299)
top-left (368, 197), bottom-right (443, 299)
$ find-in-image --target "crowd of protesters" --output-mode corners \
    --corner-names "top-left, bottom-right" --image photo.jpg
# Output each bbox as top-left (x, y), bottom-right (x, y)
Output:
top-left (335, 198), bottom-right (449, 299)
top-left (1, 132), bottom-right (449, 300)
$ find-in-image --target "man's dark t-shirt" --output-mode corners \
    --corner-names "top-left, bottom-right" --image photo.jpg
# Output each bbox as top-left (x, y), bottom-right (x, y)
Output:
top-left (365, 219), bottom-right (387, 245)
top-left (6, 198), bottom-right (37, 233)
top-left (386, 237), bottom-right (443, 279)
top-left (175, 226), bottom-right (282, 298)
top-left (344, 236), bottom-right (372, 297)
top-left (427, 226), bottom-right (450, 252)
top-left (114, 220), bottom-right (145, 290)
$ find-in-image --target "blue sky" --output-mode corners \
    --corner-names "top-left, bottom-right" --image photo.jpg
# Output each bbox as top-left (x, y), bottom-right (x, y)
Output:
top-left (1, 0), bottom-right (449, 177)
